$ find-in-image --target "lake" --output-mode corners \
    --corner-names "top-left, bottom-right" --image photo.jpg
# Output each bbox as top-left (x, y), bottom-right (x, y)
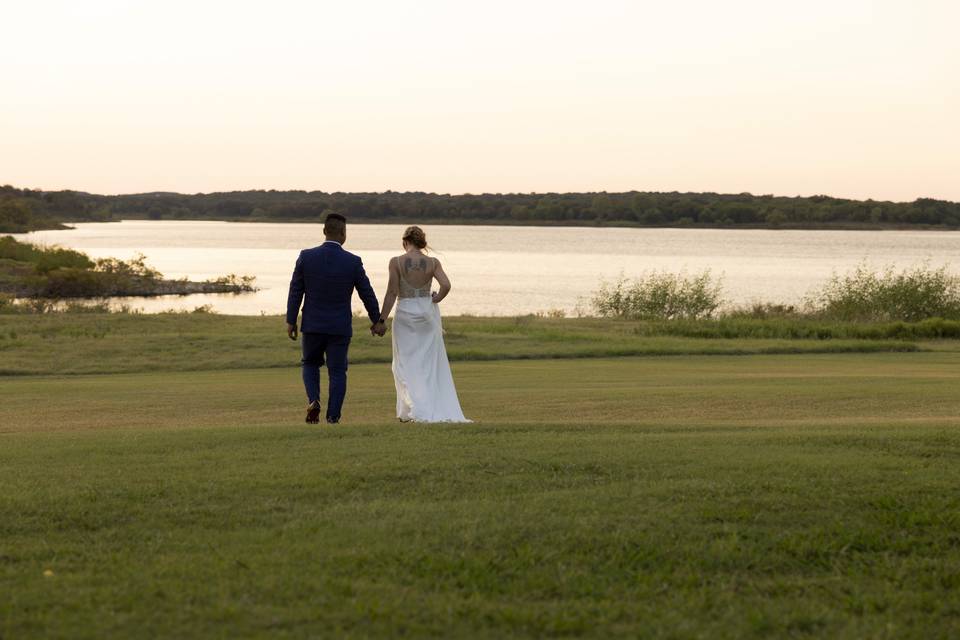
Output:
top-left (14, 221), bottom-right (960, 316)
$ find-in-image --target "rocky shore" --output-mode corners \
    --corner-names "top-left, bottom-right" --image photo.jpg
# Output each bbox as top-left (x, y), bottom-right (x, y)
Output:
top-left (0, 277), bottom-right (255, 298)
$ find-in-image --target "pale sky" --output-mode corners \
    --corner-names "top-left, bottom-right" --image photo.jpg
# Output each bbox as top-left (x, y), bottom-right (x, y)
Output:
top-left (2, 0), bottom-right (958, 201)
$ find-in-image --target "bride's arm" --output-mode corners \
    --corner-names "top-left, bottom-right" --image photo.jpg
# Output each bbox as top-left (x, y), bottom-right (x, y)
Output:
top-left (379, 257), bottom-right (400, 320)
top-left (432, 259), bottom-right (451, 304)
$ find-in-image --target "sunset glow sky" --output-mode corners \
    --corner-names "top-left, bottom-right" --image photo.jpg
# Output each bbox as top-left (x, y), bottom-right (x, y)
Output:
top-left (3, 0), bottom-right (958, 200)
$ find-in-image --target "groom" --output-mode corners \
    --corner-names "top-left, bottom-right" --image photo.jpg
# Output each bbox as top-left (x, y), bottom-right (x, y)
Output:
top-left (286, 213), bottom-right (386, 424)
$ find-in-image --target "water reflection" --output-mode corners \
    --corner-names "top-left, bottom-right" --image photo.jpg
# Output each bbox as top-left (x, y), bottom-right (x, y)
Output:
top-left (15, 221), bottom-right (960, 316)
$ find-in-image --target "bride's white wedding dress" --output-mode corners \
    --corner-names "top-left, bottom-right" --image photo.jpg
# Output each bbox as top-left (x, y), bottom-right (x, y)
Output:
top-left (391, 264), bottom-right (470, 423)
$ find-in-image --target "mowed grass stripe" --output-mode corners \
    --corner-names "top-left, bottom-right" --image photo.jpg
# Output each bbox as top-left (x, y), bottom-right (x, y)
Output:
top-left (2, 352), bottom-right (959, 434)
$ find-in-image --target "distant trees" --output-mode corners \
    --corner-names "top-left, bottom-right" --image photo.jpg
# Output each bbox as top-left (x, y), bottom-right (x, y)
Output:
top-left (0, 191), bottom-right (70, 233)
top-left (1, 183), bottom-right (959, 233)
top-left (0, 199), bottom-right (31, 230)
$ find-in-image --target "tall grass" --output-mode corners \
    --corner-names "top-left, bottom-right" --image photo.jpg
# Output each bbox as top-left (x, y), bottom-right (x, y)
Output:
top-left (0, 295), bottom-right (141, 315)
top-left (632, 316), bottom-right (960, 340)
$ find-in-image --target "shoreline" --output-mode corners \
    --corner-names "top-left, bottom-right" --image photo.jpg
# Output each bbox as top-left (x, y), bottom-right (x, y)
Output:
top-left (1, 278), bottom-right (255, 300)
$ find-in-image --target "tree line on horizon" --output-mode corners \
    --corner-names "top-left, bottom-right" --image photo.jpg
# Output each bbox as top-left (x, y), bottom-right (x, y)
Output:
top-left (2, 184), bottom-right (959, 233)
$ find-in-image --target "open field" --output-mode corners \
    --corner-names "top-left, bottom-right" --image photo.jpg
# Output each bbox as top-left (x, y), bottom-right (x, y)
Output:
top-left (2, 321), bottom-right (960, 638)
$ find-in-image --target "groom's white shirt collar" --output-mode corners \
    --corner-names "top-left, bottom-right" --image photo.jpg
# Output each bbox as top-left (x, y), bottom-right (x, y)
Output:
top-left (322, 240), bottom-right (342, 246)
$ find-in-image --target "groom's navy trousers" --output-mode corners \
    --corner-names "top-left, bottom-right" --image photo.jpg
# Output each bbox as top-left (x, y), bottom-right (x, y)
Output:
top-left (286, 240), bottom-right (380, 421)
top-left (301, 332), bottom-right (350, 419)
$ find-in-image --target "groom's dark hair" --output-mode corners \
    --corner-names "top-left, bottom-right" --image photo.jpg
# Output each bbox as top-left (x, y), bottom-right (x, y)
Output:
top-left (324, 213), bottom-right (347, 237)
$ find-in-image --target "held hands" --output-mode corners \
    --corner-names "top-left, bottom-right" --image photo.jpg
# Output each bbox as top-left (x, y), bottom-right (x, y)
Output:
top-left (289, 321), bottom-right (383, 339)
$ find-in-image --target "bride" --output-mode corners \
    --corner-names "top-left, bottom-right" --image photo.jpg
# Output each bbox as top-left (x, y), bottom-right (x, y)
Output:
top-left (377, 226), bottom-right (470, 423)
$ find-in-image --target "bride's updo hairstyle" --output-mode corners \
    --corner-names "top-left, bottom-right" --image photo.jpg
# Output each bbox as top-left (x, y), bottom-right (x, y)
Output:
top-left (402, 226), bottom-right (429, 251)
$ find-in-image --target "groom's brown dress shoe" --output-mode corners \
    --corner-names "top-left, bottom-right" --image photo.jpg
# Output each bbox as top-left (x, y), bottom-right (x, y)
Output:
top-left (305, 401), bottom-right (321, 424)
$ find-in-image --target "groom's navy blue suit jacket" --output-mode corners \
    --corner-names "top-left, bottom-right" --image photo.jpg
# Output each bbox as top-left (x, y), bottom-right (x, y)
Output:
top-left (286, 241), bottom-right (380, 336)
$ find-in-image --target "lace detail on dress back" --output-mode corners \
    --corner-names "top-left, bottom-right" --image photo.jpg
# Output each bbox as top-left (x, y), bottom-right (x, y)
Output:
top-left (399, 278), bottom-right (431, 298)
top-left (398, 255), bottom-right (434, 299)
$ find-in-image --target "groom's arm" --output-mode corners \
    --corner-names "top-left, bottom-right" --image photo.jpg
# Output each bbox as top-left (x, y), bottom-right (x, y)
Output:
top-left (353, 257), bottom-right (381, 326)
top-left (285, 251), bottom-right (305, 337)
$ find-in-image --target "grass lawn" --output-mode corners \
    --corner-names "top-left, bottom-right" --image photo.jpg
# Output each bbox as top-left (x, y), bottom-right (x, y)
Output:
top-left (0, 313), bottom-right (928, 376)
top-left (2, 328), bottom-right (960, 638)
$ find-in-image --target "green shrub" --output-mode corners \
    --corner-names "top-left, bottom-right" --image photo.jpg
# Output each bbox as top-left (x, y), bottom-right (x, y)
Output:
top-left (205, 273), bottom-right (257, 291)
top-left (94, 253), bottom-right (160, 280)
top-left (592, 271), bottom-right (724, 320)
top-left (808, 264), bottom-right (960, 321)
top-left (0, 236), bottom-right (93, 272)
top-left (32, 269), bottom-right (107, 298)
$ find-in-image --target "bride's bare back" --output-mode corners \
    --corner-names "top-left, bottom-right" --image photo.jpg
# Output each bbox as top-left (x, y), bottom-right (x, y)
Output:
top-left (377, 226), bottom-right (453, 325)
top-left (392, 251), bottom-right (451, 300)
